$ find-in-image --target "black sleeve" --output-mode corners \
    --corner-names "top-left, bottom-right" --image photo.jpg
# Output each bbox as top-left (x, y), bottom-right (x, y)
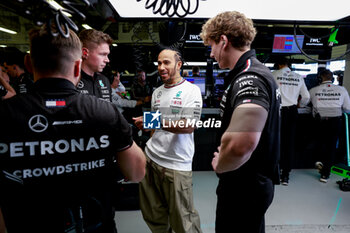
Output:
top-left (230, 74), bottom-right (270, 111)
top-left (0, 85), bottom-right (7, 97)
top-left (112, 106), bottom-right (133, 151)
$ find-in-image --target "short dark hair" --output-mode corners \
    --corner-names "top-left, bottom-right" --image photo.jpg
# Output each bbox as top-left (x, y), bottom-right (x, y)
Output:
top-left (159, 47), bottom-right (183, 64)
top-left (276, 57), bottom-right (289, 66)
top-left (192, 66), bottom-right (200, 74)
top-left (5, 49), bottom-right (25, 69)
top-left (320, 69), bottom-right (333, 80)
top-left (29, 24), bottom-right (82, 75)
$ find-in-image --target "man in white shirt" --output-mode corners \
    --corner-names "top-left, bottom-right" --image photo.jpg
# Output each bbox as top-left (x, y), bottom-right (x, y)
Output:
top-left (133, 48), bottom-right (202, 233)
top-left (310, 69), bottom-right (350, 182)
top-left (272, 57), bottom-right (310, 185)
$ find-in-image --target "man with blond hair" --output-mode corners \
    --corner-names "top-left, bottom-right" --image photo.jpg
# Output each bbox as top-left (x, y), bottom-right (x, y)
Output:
top-left (77, 29), bottom-right (113, 102)
top-left (201, 11), bottom-right (280, 233)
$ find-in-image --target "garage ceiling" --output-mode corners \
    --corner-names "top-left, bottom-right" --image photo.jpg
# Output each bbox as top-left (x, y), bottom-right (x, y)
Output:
top-left (0, 0), bottom-right (349, 72)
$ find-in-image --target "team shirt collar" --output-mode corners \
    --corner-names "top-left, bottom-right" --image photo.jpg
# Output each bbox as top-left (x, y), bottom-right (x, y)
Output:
top-left (164, 78), bottom-right (185, 88)
top-left (229, 49), bottom-right (256, 78)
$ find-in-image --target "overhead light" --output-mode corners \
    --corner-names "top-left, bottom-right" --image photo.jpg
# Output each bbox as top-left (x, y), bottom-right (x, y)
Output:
top-left (82, 24), bottom-right (92, 29)
top-left (112, 43), bottom-right (118, 47)
top-left (45, 0), bottom-right (72, 17)
top-left (0, 27), bottom-right (17, 35)
top-left (0, 45), bottom-right (7, 48)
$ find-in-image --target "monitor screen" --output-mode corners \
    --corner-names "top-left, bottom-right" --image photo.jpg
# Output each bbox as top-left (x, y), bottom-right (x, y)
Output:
top-left (272, 34), bottom-right (304, 54)
top-left (185, 77), bottom-right (206, 95)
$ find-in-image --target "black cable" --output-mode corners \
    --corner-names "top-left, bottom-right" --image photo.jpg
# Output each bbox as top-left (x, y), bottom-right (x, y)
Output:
top-left (136, 0), bottom-right (205, 18)
top-left (34, 0), bottom-right (89, 38)
top-left (299, 25), bottom-right (339, 40)
top-left (293, 23), bottom-right (350, 62)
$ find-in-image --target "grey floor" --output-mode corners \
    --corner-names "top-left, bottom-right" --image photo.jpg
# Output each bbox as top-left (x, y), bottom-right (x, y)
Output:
top-left (115, 169), bottom-right (350, 233)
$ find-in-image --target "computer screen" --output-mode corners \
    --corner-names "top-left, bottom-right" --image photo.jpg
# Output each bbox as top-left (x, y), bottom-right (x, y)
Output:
top-left (272, 34), bottom-right (304, 54)
top-left (185, 77), bottom-right (206, 96)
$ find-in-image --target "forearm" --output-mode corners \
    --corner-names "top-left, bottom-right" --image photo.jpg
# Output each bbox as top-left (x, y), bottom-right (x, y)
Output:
top-left (118, 142), bottom-right (146, 182)
top-left (215, 132), bottom-right (257, 173)
top-left (112, 93), bottom-right (137, 108)
top-left (0, 77), bottom-right (15, 99)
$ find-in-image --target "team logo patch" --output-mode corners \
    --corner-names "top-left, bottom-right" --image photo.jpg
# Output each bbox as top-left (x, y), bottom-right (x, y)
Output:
top-left (77, 81), bottom-right (84, 88)
top-left (99, 80), bottom-right (105, 87)
top-left (143, 110), bottom-right (161, 129)
top-left (157, 91), bottom-right (162, 98)
top-left (46, 99), bottom-right (66, 108)
top-left (28, 115), bottom-right (48, 133)
top-left (176, 91), bottom-right (182, 98)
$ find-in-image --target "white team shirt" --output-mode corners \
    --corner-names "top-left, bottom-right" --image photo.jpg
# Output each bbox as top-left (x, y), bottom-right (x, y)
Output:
top-left (145, 79), bottom-right (203, 171)
top-left (309, 81), bottom-right (350, 117)
top-left (272, 67), bottom-right (310, 107)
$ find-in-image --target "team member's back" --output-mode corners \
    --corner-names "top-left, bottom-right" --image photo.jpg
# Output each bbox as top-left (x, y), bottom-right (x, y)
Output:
top-left (0, 24), bottom-right (145, 233)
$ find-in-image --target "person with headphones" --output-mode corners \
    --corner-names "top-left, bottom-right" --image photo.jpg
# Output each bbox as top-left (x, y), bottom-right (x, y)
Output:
top-left (201, 11), bottom-right (281, 233)
top-left (310, 69), bottom-right (350, 183)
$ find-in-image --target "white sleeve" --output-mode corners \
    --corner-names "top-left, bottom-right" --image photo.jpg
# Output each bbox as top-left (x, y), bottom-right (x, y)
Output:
top-left (299, 78), bottom-right (310, 107)
top-left (342, 87), bottom-right (350, 113)
top-left (111, 92), bottom-right (137, 108)
top-left (183, 85), bottom-right (203, 120)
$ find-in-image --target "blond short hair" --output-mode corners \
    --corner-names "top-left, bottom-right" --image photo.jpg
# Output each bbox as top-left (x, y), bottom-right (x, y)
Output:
top-left (200, 11), bottom-right (256, 50)
top-left (79, 29), bottom-right (113, 50)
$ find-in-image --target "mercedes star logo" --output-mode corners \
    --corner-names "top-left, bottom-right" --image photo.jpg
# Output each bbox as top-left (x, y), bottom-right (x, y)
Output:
top-left (28, 115), bottom-right (49, 133)
top-left (77, 81), bottom-right (84, 89)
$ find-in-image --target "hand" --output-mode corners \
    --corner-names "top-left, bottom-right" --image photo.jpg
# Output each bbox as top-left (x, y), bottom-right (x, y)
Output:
top-left (132, 116), bottom-right (144, 130)
top-left (144, 96), bottom-right (151, 103)
top-left (212, 146), bottom-right (221, 173)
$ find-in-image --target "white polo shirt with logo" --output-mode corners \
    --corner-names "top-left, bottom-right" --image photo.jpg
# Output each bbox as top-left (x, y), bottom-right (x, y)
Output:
top-left (145, 79), bottom-right (202, 171)
top-left (309, 81), bottom-right (350, 117)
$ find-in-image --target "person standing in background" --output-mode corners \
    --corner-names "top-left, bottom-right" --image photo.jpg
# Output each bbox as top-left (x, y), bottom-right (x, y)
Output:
top-left (272, 57), bottom-right (310, 185)
top-left (310, 69), bottom-right (350, 183)
top-left (4, 50), bottom-right (33, 94)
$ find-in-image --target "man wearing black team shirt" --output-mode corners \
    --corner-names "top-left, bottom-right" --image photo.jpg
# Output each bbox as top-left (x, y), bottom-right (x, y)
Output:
top-left (77, 29), bottom-right (113, 102)
top-left (0, 24), bottom-right (145, 233)
top-left (201, 11), bottom-right (281, 233)
top-left (4, 51), bottom-right (33, 94)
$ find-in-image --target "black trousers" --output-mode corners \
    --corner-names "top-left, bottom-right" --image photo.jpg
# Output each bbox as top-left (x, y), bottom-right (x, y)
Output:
top-left (280, 105), bottom-right (298, 177)
top-left (315, 117), bottom-right (342, 177)
top-left (215, 174), bottom-right (274, 233)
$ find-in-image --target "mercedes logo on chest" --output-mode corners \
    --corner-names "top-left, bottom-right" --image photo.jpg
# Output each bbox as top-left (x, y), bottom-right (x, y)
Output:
top-left (28, 115), bottom-right (49, 133)
top-left (77, 81), bottom-right (84, 89)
